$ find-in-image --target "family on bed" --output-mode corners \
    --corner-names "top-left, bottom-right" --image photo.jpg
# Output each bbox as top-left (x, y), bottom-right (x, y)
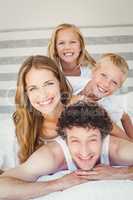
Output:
top-left (0, 23), bottom-right (133, 200)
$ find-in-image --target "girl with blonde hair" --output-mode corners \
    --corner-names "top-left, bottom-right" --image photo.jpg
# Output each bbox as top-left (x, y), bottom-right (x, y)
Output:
top-left (48, 23), bottom-right (96, 94)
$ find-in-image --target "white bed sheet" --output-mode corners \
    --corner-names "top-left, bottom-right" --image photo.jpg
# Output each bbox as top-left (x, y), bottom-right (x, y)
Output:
top-left (35, 170), bottom-right (133, 200)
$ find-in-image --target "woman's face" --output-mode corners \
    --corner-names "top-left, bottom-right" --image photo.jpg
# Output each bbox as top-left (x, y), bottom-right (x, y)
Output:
top-left (25, 67), bottom-right (61, 116)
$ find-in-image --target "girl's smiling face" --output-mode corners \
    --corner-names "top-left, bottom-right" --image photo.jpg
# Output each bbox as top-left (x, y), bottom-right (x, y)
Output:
top-left (26, 67), bottom-right (61, 116)
top-left (56, 28), bottom-right (81, 66)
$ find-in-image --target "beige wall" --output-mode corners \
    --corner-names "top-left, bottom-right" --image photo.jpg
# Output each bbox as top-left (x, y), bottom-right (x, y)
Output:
top-left (0, 0), bottom-right (133, 30)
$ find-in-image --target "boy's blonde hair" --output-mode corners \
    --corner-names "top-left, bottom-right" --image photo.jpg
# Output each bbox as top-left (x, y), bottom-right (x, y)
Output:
top-left (48, 23), bottom-right (95, 68)
top-left (97, 53), bottom-right (129, 80)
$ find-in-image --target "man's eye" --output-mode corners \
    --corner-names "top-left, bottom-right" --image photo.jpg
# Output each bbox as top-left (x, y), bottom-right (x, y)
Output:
top-left (71, 140), bottom-right (78, 143)
top-left (91, 139), bottom-right (96, 142)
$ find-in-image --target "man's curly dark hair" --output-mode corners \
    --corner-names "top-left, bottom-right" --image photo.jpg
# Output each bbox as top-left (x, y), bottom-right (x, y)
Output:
top-left (58, 100), bottom-right (113, 139)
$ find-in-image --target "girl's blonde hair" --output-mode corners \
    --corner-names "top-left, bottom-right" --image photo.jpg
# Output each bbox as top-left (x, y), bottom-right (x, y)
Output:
top-left (13, 55), bottom-right (72, 163)
top-left (48, 23), bottom-right (96, 68)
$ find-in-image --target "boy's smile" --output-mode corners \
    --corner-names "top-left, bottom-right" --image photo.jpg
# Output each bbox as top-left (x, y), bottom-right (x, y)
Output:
top-left (91, 59), bottom-right (125, 99)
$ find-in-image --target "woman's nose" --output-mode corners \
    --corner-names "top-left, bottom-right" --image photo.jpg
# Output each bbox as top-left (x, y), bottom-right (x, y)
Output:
top-left (36, 87), bottom-right (47, 97)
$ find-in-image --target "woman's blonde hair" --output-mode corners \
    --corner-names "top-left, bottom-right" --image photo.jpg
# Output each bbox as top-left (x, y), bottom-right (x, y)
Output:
top-left (48, 23), bottom-right (95, 68)
top-left (13, 55), bottom-right (72, 163)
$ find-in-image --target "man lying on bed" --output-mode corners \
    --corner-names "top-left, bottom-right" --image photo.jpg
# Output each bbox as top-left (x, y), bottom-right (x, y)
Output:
top-left (0, 100), bottom-right (133, 200)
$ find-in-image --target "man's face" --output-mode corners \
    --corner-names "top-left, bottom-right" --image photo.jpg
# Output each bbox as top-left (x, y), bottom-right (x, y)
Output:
top-left (66, 126), bottom-right (102, 170)
top-left (90, 59), bottom-right (125, 99)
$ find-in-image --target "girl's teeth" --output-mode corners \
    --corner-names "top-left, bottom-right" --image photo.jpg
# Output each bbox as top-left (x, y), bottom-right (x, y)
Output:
top-left (64, 52), bottom-right (73, 56)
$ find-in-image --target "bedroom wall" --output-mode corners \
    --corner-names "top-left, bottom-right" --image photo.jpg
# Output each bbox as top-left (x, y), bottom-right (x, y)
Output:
top-left (0, 0), bottom-right (133, 30)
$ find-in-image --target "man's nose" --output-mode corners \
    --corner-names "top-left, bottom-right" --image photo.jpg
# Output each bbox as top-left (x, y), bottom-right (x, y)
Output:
top-left (80, 145), bottom-right (90, 157)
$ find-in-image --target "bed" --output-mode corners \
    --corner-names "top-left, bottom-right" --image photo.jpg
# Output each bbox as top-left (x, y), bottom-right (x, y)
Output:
top-left (35, 171), bottom-right (133, 200)
top-left (0, 25), bottom-right (133, 198)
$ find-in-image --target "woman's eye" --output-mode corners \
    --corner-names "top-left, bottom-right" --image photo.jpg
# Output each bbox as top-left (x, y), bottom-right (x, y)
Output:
top-left (46, 82), bottom-right (54, 86)
top-left (28, 87), bottom-right (36, 92)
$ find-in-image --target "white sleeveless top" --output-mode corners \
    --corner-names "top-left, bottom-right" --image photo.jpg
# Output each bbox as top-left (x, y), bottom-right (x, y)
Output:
top-left (54, 136), bottom-right (77, 171)
top-left (55, 135), bottom-right (110, 171)
top-left (66, 66), bottom-right (91, 95)
top-left (13, 134), bottom-right (110, 170)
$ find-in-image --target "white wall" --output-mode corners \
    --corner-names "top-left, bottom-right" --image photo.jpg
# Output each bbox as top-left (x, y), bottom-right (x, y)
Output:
top-left (0, 0), bottom-right (133, 30)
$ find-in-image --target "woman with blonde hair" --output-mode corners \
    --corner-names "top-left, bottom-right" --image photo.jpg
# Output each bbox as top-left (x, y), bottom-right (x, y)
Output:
top-left (13, 55), bottom-right (72, 163)
top-left (48, 23), bottom-right (96, 94)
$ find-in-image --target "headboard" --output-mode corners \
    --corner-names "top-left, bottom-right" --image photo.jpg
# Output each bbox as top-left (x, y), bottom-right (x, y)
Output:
top-left (0, 25), bottom-right (133, 114)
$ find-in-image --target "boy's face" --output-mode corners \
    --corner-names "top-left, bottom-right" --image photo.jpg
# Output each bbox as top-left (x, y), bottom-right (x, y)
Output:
top-left (66, 126), bottom-right (102, 170)
top-left (90, 58), bottom-right (125, 99)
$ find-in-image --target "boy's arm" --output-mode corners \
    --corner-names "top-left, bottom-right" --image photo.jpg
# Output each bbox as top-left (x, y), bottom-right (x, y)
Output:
top-left (121, 112), bottom-right (133, 140)
top-left (111, 122), bottom-right (130, 140)
top-left (110, 136), bottom-right (133, 166)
